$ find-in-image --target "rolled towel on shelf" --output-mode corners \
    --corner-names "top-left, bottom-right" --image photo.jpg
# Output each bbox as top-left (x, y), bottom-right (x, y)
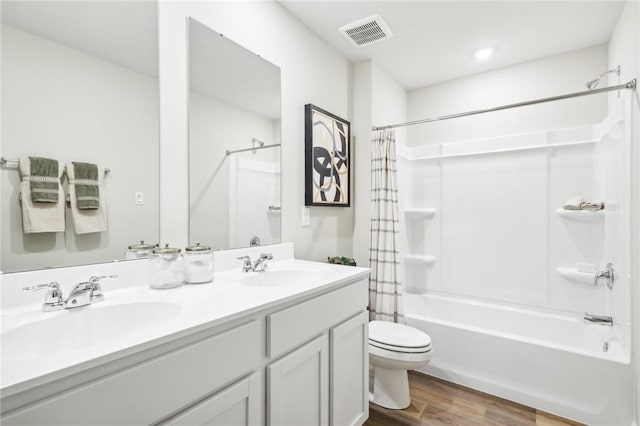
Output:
top-left (562, 196), bottom-right (583, 210)
top-left (580, 200), bottom-right (605, 211)
top-left (29, 157), bottom-right (59, 203)
top-left (18, 157), bottom-right (65, 233)
top-left (66, 162), bottom-right (107, 234)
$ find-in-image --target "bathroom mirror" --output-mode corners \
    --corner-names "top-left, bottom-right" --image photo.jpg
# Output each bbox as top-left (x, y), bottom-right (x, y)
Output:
top-left (0, 1), bottom-right (160, 272)
top-left (188, 18), bottom-right (281, 250)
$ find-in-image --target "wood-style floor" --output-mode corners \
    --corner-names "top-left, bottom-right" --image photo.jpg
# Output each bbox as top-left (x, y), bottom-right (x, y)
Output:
top-left (364, 371), bottom-right (584, 426)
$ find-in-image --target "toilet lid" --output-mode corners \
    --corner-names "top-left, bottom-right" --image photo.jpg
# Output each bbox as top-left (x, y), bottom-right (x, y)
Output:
top-left (369, 320), bottom-right (431, 350)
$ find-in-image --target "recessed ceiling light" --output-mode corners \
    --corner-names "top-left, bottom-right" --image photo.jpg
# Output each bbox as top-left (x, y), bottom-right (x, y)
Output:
top-left (474, 48), bottom-right (493, 61)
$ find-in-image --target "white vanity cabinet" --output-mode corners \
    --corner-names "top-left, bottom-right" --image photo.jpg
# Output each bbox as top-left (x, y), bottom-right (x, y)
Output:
top-left (266, 280), bottom-right (369, 426)
top-left (2, 320), bottom-right (264, 426)
top-left (1, 275), bottom-right (369, 426)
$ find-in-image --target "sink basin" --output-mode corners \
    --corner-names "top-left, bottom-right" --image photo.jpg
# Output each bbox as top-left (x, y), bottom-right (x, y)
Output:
top-left (239, 266), bottom-right (330, 287)
top-left (2, 302), bottom-right (181, 360)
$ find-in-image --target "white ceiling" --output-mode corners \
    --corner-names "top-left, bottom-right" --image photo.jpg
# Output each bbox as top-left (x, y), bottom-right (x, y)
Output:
top-left (1, 0), bottom-right (158, 78)
top-left (279, 1), bottom-right (625, 90)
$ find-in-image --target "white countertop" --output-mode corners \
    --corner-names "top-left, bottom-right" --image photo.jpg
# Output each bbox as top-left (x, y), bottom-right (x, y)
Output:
top-left (1, 254), bottom-right (369, 398)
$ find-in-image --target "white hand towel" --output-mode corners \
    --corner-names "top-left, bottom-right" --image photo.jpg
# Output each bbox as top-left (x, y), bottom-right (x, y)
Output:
top-left (18, 157), bottom-right (65, 233)
top-left (562, 196), bottom-right (583, 210)
top-left (66, 163), bottom-right (107, 234)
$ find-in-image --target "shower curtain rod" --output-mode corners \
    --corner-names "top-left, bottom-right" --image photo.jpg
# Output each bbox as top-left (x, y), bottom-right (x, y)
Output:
top-left (225, 143), bottom-right (281, 156)
top-left (372, 79), bottom-right (637, 131)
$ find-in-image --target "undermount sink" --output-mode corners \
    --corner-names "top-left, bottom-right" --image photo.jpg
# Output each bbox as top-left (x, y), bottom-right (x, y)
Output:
top-left (2, 302), bottom-right (181, 360)
top-left (239, 265), bottom-right (330, 287)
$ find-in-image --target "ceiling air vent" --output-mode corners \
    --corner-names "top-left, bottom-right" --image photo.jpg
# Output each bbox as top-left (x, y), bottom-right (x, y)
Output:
top-left (339, 15), bottom-right (393, 47)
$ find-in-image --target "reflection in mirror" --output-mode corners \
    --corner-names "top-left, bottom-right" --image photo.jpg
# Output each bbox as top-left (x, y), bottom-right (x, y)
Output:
top-left (188, 19), bottom-right (281, 250)
top-left (0, 1), bottom-right (159, 272)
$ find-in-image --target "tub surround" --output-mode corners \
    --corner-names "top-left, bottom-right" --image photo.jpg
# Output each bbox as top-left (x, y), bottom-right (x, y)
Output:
top-left (0, 243), bottom-right (370, 425)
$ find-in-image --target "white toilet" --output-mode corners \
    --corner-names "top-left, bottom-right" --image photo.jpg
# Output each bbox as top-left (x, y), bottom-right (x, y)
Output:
top-left (368, 320), bottom-right (432, 409)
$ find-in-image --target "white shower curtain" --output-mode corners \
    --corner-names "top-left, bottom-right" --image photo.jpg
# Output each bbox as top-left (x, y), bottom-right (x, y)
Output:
top-left (369, 129), bottom-right (404, 323)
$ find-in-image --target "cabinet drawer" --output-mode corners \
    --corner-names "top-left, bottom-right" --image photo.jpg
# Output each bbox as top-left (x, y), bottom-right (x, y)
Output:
top-left (267, 279), bottom-right (367, 358)
top-left (2, 320), bottom-right (262, 426)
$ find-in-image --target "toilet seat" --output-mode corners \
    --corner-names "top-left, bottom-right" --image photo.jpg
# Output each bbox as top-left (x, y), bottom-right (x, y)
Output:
top-left (369, 320), bottom-right (432, 353)
top-left (369, 340), bottom-right (432, 353)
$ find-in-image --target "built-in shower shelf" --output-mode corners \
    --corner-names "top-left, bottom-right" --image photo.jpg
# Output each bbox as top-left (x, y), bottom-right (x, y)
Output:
top-left (404, 255), bottom-right (436, 265)
top-left (556, 208), bottom-right (604, 223)
top-left (556, 267), bottom-right (595, 285)
top-left (404, 208), bottom-right (436, 219)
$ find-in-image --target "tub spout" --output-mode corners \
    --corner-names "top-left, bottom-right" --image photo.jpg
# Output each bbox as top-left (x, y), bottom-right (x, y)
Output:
top-left (584, 313), bottom-right (613, 326)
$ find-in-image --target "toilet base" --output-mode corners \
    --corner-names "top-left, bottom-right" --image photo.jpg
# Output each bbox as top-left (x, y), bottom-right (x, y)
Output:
top-left (370, 365), bottom-right (410, 409)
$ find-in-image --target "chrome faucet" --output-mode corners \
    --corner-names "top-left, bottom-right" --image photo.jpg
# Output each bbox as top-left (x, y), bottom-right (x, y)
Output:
top-left (253, 253), bottom-right (273, 272)
top-left (23, 275), bottom-right (108, 312)
top-left (237, 253), bottom-right (274, 272)
top-left (23, 281), bottom-right (65, 311)
top-left (66, 276), bottom-right (104, 308)
top-left (584, 313), bottom-right (613, 326)
top-left (237, 256), bottom-right (254, 272)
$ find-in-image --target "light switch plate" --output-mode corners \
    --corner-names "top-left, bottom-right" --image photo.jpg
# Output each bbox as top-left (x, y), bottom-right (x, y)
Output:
top-left (301, 206), bottom-right (310, 226)
top-left (135, 192), bottom-right (144, 206)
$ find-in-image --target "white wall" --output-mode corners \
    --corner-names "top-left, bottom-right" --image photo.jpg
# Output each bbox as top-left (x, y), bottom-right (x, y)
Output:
top-left (352, 61), bottom-right (407, 267)
top-left (607, 1), bottom-right (640, 422)
top-left (189, 92), bottom-right (277, 249)
top-left (407, 45), bottom-right (608, 146)
top-left (1, 24), bottom-right (159, 272)
top-left (159, 1), bottom-right (352, 262)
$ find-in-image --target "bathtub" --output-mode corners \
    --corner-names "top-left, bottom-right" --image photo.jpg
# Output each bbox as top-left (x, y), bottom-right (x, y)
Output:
top-left (404, 292), bottom-right (634, 426)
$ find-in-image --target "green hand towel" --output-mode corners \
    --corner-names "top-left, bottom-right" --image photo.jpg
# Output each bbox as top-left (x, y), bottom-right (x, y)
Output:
top-left (72, 162), bottom-right (99, 210)
top-left (29, 157), bottom-right (59, 203)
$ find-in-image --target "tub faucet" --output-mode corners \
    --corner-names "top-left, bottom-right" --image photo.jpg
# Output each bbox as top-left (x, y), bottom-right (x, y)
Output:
top-left (584, 313), bottom-right (613, 326)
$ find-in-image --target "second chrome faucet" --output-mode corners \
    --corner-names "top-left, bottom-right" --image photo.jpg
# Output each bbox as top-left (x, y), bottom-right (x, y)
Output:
top-left (237, 253), bottom-right (274, 272)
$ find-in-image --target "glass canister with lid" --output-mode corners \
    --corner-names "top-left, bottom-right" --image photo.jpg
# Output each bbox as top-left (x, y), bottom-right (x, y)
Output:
top-left (184, 242), bottom-right (214, 284)
top-left (148, 244), bottom-right (184, 289)
top-left (125, 240), bottom-right (156, 260)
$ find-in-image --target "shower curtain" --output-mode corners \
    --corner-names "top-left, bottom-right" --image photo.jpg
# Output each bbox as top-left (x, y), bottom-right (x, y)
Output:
top-left (369, 129), bottom-right (404, 323)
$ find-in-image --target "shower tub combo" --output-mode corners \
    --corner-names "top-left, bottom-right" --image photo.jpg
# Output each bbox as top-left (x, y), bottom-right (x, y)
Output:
top-left (392, 104), bottom-right (635, 425)
top-left (404, 292), bottom-right (633, 425)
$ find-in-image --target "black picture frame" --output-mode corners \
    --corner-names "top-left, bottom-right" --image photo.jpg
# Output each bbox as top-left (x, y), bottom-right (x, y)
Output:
top-left (304, 104), bottom-right (351, 207)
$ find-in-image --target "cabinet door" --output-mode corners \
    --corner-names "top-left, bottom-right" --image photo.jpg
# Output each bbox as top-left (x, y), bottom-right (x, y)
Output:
top-left (166, 373), bottom-right (262, 426)
top-left (330, 311), bottom-right (369, 426)
top-left (267, 335), bottom-right (329, 426)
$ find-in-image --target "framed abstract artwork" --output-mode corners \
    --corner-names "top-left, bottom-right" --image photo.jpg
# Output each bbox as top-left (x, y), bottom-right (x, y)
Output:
top-left (304, 104), bottom-right (351, 207)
